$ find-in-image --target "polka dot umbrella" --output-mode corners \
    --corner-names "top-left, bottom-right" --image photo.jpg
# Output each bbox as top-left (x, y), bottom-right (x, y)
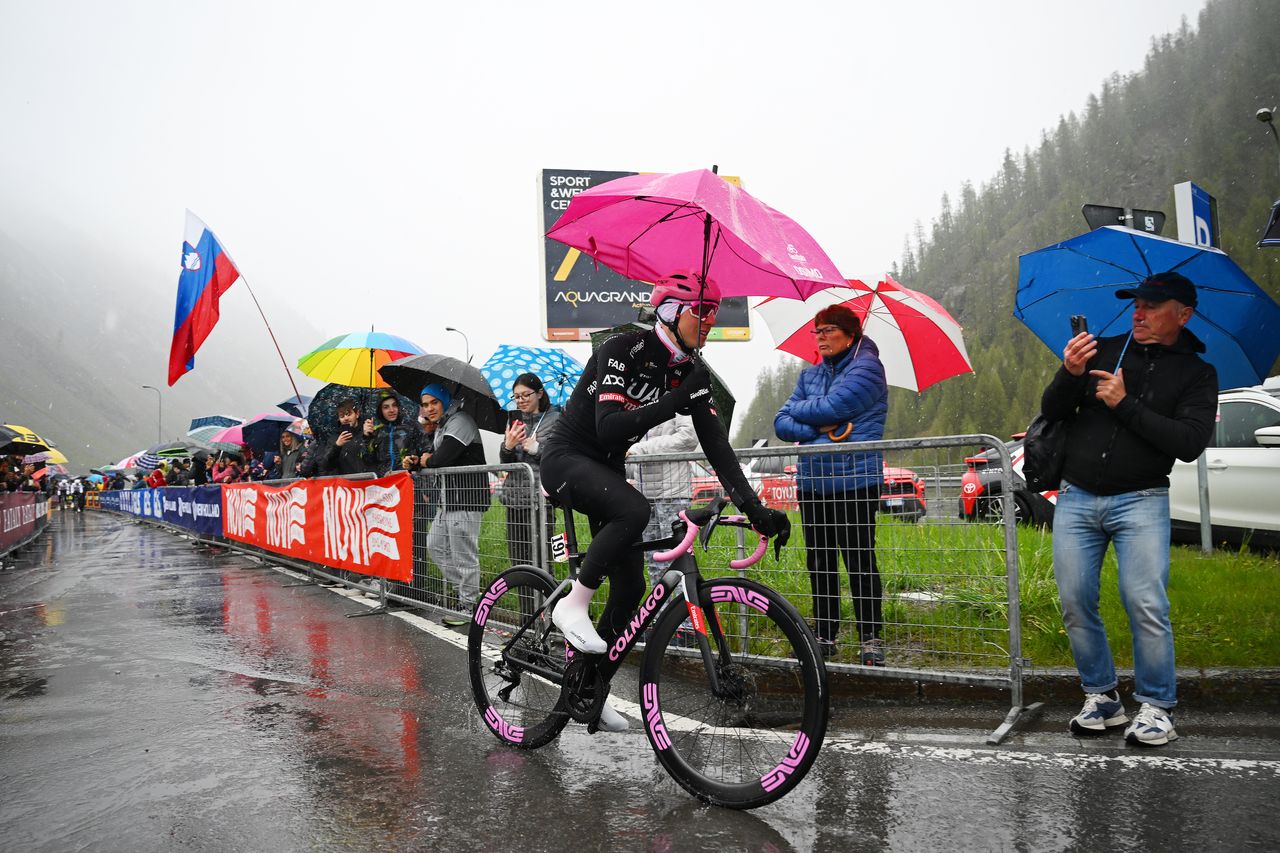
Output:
top-left (479, 345), bottom-right (585, 410)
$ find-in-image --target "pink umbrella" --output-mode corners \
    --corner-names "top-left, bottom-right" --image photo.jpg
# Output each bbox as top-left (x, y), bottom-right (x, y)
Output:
top-left (546, 169), bottom-right (847, 300)
top-left (208, 424), bottom-right (245, 445)
top-left (754, 276), bottom-right (974, 393)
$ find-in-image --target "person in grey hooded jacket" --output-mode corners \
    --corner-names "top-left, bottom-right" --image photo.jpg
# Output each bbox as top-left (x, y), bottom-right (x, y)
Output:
top-left (625, 413), bottom-right (696, 587)
top-left (409, 383), bottom-right (486, 624)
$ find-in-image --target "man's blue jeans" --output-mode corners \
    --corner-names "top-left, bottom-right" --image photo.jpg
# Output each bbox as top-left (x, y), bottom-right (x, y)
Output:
top-left (1052, 480), bottom-right (1176, 708)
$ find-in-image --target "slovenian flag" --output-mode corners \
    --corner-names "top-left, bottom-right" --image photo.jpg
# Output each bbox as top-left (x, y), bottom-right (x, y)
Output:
top-left (168, 210), bottom-right (241, 385)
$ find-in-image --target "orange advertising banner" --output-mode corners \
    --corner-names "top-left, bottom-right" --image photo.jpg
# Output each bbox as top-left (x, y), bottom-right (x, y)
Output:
top-left (221, 473), bottom-right (413, 582)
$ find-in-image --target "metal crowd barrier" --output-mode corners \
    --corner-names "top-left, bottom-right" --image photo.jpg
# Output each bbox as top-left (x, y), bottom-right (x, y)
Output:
top-left (614, 434), bottom-right (1034, 741)
top-left (383, 436), bottom-right (1030, 740)
top-left (379, 463), bottom-right (546, 614)
top-left (91, 436), bottom-right (1035, 742)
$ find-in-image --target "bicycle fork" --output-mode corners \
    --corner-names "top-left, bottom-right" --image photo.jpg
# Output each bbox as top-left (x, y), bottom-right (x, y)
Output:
top-left (662, 556), bottom-right (729, 698)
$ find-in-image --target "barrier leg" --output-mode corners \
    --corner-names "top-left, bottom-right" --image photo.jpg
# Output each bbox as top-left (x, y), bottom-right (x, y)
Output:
top-left (986, 701), bottom-right (1045, 745)
top-left (347, 577), bottom-right (410, 618)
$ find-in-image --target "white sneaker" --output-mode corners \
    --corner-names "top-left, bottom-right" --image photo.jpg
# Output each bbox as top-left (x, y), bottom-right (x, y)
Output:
top-left (1124, 703), bottom-right (1178, 747)
top-left (597, 702), bottom-right (629, 732)
top-left (1070, 691), bottom-right (1128, 735)
top-left (552, 598), bottom-right (607, 654)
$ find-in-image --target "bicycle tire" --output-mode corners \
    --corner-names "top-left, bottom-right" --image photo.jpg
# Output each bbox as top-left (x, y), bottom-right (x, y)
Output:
top-left (638, 577), bottom-right (828, 809)
top-left (468, 566), bottom-right (571, 749)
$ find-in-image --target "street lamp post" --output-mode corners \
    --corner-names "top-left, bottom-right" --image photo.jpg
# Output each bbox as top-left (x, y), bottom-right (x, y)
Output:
top-left (141, 384), bottom-right (162, 443)
top-left (1259, 107), bottom-right (1280, 182)
top-left (445, 326), bottom-right (471, 363)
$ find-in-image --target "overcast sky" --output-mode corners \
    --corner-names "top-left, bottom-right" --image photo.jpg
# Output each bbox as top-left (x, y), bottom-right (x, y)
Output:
top-left (1, 0), bottom-right (1209, 420)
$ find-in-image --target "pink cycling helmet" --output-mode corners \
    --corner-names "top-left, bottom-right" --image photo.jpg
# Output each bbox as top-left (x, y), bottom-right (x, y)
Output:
top-left (649, 272), bottom-right (722, 309)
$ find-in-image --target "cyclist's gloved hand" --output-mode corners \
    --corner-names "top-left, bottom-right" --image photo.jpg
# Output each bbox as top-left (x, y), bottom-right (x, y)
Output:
top-left (671, 361), bottom-right (712, 414)
top-left (746, 502), bottom-right (790, 542)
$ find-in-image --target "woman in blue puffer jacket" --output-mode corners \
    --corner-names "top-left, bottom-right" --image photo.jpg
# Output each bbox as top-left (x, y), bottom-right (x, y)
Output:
top-left (774, 304), bottom-right (888, 665)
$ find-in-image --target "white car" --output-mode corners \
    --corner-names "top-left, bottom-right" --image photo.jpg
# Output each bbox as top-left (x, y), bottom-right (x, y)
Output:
top-left (1168, 378), bottom-right (1280, 549)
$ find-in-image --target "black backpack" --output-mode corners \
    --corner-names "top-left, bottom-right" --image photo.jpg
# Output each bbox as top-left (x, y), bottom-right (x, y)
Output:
top-left (1022, 414), bottom-right (1069, 493)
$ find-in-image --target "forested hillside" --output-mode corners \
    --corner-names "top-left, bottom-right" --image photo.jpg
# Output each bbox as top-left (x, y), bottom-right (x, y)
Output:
top-left (734, 0), bottom-right (1280, 446)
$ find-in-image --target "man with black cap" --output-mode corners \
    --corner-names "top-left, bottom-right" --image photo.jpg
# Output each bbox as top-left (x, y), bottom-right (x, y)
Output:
top-left (1040, 271), bottom-right (1217, 747)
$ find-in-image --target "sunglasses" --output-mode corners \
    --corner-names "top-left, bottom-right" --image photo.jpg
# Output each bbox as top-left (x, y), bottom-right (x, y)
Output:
top-left (684, 301), bottom-right (720, 320)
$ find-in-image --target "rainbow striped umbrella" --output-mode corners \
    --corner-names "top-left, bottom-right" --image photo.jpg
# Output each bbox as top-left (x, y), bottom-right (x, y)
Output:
top-left (297, 331), bottom-right (425, 389)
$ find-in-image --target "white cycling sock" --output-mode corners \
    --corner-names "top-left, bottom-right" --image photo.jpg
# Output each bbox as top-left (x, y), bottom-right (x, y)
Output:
top-left (597, 701), bottom-right (629, 733)
top-left (552, 580), bottom-right (606, 654)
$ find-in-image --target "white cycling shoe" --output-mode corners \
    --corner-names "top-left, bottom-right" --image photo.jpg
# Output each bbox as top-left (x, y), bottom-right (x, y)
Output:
top-left (596, 702), bottom-right (629, 733)
top-left (552, 583), bottom-right (607, 654)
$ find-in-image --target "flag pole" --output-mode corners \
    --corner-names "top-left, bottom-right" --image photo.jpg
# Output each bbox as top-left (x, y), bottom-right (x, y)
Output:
top-left (238, 275), bottom-right (305, 408)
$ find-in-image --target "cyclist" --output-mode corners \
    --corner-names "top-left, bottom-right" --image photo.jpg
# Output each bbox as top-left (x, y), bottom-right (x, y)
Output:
top-left (540, 271), bottom-right (791, 732)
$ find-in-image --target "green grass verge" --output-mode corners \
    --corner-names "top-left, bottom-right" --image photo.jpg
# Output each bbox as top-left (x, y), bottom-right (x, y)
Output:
top-left (471, 507), bottom-right (1279, 670)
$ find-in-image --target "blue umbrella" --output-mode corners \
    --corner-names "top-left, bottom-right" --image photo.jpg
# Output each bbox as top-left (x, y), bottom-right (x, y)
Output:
top-left (479, 345), bottom-right (585, 409)
top-left (277, 394), bottom-right (313, 418)
top-left (240, 413), bottom-right (297, 454)
top-left (188, 414), bottom-right (243, 432)
top-left (1016, 227), bottom-right (1280, 390)
top-left (186, 424), bottom-right (228, 442)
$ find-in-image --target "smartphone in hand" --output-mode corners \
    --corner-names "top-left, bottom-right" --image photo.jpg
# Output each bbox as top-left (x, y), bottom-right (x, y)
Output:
top-left (1070, 315), bottom-right (1089, 337)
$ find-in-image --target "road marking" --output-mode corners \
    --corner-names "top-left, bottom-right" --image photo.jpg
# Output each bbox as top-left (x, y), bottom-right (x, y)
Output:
top-left (823, 738), bottom-right (1280, 776)
top-left (274, 565), bottom-right (1280, 776)
top-left (316, 574), bottom-right (653, 722)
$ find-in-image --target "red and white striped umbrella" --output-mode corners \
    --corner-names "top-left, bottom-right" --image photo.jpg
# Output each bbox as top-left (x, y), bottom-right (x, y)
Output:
top-left (754, 276), bottom-right (973, 392)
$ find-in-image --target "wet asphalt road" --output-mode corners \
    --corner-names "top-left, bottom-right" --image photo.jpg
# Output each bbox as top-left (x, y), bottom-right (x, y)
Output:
top-left (2, 511), bottom-right (1278, 852)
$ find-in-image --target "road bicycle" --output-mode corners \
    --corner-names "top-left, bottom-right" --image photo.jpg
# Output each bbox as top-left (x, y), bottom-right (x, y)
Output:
top-left (467, 496), bottom-right (828, 809)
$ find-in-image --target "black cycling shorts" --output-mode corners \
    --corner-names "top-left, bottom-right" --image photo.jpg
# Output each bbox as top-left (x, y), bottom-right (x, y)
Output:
top-left (540, 448), bottom-right (651, 642)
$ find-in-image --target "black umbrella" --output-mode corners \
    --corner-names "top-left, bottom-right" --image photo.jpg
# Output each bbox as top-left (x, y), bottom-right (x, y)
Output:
top-left (0, 424), bottom-right (58, 457)
top-left (146, 438), bottom-right (219, 458)
top-left (380, 353), bottom-right (505, 433)
top-left (307, 383), bottom-right (419, 445)
top-left (589, 316), bottom-right (736, 431)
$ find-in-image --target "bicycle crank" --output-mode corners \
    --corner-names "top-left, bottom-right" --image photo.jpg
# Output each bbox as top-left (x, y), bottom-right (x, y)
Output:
top-left (561, 658), bottom-right (605, 724)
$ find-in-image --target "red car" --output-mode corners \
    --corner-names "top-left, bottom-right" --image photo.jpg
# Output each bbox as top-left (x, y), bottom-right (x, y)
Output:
top-left (750, 462), bottom-right (927, 522)
top-left (689, 462), bottom-right (728, 506)
top-left (958, 435), bottom-right (1057, 527)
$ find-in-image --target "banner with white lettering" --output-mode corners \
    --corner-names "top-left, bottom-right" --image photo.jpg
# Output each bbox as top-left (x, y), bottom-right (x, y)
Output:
top-left (158, 486), bottom-right (223, 536)
top-left (0, 492), bottom-right (49, 556)
top-left (111, 487), bottom-right (164, 520)
top-left (221, 473), bottom-right (413, 582)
